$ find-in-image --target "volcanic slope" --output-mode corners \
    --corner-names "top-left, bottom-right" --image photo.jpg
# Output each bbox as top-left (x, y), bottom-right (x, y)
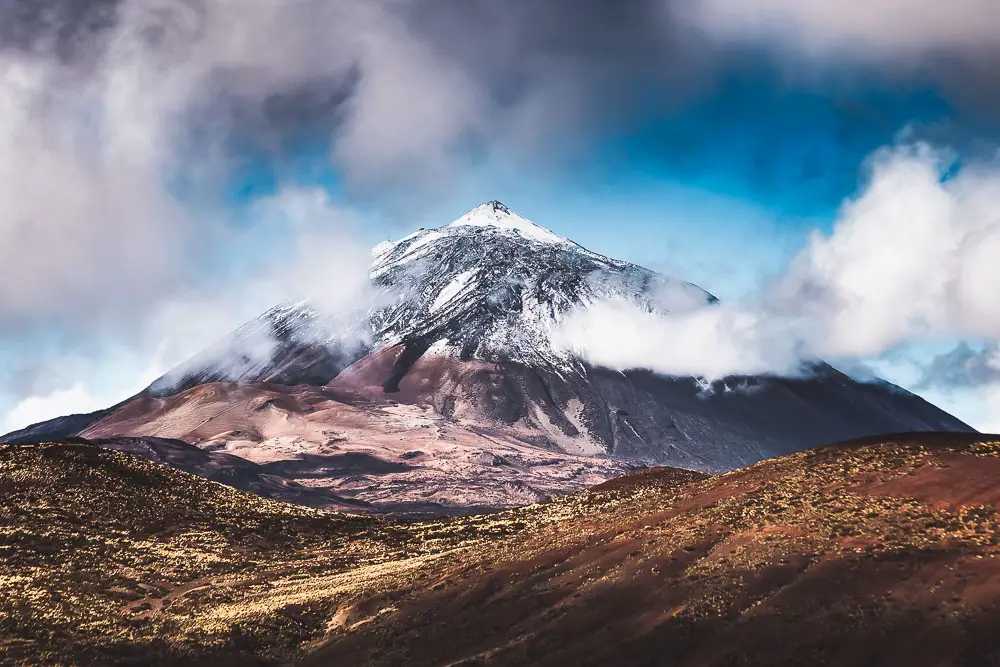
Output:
top-left (28, 201), bottom-right (971, 477)
top-left (6, 433), bottom-right (1000, 666)
top-left (79, 382), bottom-right (630, 513)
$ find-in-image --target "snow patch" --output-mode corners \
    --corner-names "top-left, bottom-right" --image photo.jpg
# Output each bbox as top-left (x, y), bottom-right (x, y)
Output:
top-left (393, 230), bottom-right (443, 264)
top-left (371, 240), bottom-right (394, 259)
top-left (370, 230), bottom-right (445, 279)
top-left (448, 201), bottom-right (571, 246)
top-left (431, 270), bottom-right (476, 313)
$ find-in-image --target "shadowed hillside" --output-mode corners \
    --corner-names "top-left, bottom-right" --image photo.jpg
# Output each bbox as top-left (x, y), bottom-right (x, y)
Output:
top-left (5, 434), bottom-right (1000, 665)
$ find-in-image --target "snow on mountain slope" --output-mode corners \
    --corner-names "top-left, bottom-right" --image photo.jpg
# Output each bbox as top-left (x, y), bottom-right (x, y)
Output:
top-left (365, 201), bottom-right (714, 369)
top-left (152, 200), bottom-right (711, 395)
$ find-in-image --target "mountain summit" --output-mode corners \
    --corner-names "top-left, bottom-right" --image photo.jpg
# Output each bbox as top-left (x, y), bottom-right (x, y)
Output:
top-left (141, 201), bottom-right (709, 400)
top-left (4, 202), bottom-right (972, 479)
top-left (364, 201), bottom-right (711, 375)
top-left (444, 200), bottom-right (572, 245)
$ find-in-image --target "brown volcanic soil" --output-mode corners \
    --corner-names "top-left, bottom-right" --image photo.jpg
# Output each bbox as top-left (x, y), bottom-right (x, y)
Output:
top-left (80, 382), bottom-right (630, 513)
top-left (6, 433), bottom-right (1000, 665)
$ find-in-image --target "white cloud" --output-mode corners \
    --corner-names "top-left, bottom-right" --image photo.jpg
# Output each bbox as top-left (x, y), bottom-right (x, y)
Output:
top-left (0, 53), bottom-right (190, 326)
top-left (0, 0), bottom-right (427, 420)
top-left (1, 348), bottom-right (167, 434)
top-left (0, 184), bottom-right (383, 431)
top-left (2, 382), bottom-right (104, 434)
top-left (329, 14), bottom-right (489, 189)
top-left (786, 144), bottom-right (1000, 352)
top-left (0, 0), bottom-right (505, 330)
top-left (555, 297), bottom-right (802, 381)
top-left (248, 188), bottom-right (380, 319)
top-left (558, 142), bottom-right (1000, 385)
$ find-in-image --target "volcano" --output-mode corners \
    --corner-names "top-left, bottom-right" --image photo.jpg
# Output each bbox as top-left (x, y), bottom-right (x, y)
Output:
top-left (2, 201), bottom-right (972, 509)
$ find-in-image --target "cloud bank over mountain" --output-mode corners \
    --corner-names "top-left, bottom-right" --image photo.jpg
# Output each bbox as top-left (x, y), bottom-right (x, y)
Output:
top-left (4, 0), bottom-right (1000, 429)
top-left (559, 144), bottom-right (1000, 384)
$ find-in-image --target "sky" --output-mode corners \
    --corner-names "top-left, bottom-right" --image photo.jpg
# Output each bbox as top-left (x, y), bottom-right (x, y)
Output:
top-left (4, 0), bottom-right (1000, 432)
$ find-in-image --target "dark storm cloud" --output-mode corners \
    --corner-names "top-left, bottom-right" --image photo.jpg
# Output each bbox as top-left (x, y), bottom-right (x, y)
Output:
top-left (0, 0), bottom-right (118, 60)
top-left (689, 0), bottom-right (1000, 113)
top-left (6, 0), bottom-right (1000, 198)
top-left (0, 0), bottom-right (726, 186)
top-left (398, 0), bottom-right (718, 118)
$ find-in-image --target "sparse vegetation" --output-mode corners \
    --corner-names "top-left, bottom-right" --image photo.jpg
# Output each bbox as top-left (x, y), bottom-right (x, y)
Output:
top-left (4, 435), bottom-right (1000, 665)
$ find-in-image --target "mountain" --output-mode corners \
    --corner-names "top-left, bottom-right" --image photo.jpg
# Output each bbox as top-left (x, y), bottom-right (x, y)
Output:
top-left (147, 200), bottom-right (714, 396)
top-left (6, 432), bottom-right (1000, 666)
top-left (142, 201), bottom-right (971, 467)
top-left (2, 202), bottom-right (972, 508)
top-left (0, 406), bottom-right (118, 444)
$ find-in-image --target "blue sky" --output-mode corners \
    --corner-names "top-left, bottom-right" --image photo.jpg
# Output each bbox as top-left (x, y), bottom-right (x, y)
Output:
top-left (4, 0), bottom-right (1000, 432)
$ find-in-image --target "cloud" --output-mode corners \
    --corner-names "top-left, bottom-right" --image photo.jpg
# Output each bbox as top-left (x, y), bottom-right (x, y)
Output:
top-left (555, 297), bottom-right (803, 380)
top-left (685, 0), bottom-right (1000, 59)
top-left (0, 51), bottom-right (190, 328)
top-left (917, 342), bottom-right (1000, 389)
top-left (1, 348), bottom-right (165, 434)
top-left (2, 382), bottom-right (104, 433)
top-left (0, 0), bottom-right (512, 318)
top-left (0, 0), bottom-right (714, 331)
top-left (790, 143), bottom-right (1000, 351)
top-left (681, 1), bottom-right (1000, 126)
top-left (558, 142), bottom-right (1000, 381)
top-left (131, 187), bottom-right (381, 388)
top-left (0, 181), bottom-right (378, 429)
top-left (3, 0), bottom-right (998, 324)
top-left (0, 1), bottom-right (393, 418)
top-left (247, 188), bottom-right (380, 318)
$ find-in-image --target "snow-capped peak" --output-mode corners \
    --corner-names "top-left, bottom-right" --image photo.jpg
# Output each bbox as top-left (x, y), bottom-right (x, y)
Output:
top-left (360, 200), bottom-right (718, 374)
top-left (447, 201), bottom-right (571, 246)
